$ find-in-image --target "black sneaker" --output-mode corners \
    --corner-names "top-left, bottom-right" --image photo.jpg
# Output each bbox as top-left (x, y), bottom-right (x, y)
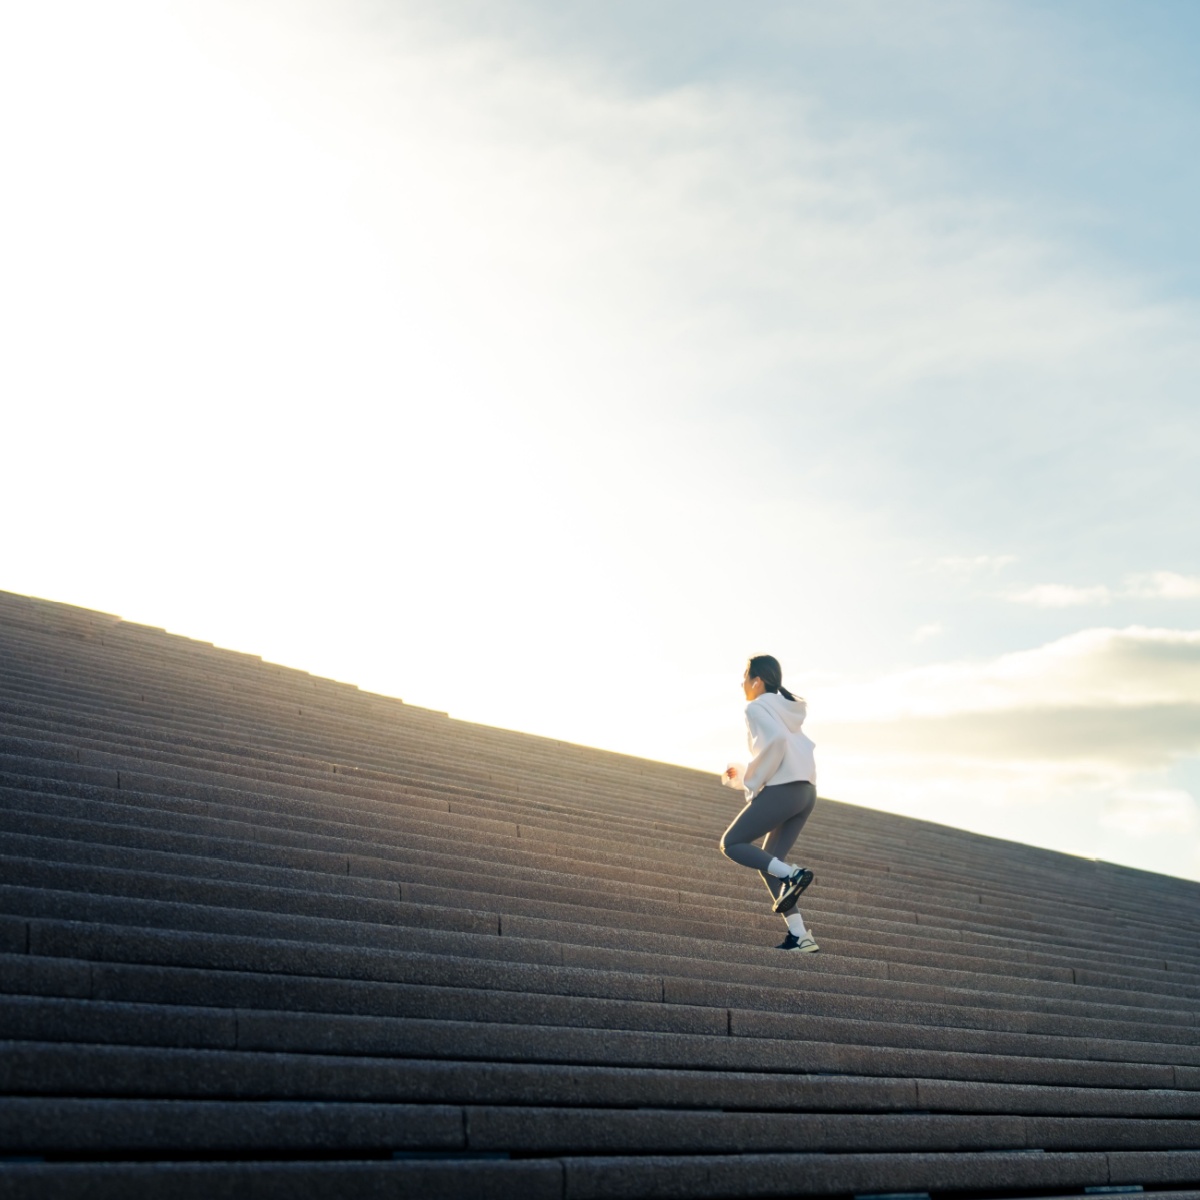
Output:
top-left (771, 867), bottom-right (814, 914)
top-left (775, 933), bottom-right (819, 952)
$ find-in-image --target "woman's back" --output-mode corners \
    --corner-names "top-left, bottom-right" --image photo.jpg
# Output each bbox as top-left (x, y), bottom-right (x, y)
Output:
top-left (744, 690), bottom-right (816, 793)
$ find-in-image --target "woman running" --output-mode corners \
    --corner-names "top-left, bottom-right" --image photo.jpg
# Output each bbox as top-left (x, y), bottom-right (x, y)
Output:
top-left (720, 654), bottom-right (819, 952)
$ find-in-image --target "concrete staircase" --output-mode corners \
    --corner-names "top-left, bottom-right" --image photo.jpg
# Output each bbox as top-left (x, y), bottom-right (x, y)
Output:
top-left (1, 588), bottom-right (1198, 1199)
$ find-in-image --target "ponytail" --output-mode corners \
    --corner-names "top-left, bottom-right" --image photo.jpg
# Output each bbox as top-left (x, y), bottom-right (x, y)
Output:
top-left (747, 654), bottom-right (797, 700)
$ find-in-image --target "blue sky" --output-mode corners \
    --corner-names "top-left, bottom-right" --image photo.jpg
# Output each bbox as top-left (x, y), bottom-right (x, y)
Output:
top-left (2, 0), bottom-right (1198, 881)
top-left (498, 1), bottom-right (1200, 291)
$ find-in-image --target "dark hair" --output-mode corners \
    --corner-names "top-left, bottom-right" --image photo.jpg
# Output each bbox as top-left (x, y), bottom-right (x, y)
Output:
top-left (747, 654), bottom-right (797, 701)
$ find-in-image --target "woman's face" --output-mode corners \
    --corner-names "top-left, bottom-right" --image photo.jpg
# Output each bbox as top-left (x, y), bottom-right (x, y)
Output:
top-left (742, 667), bottom-right (764, 701)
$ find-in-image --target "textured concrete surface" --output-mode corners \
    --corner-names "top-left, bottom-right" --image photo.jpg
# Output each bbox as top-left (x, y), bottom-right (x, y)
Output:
top-left (1, 588), bottom-right (1198, 1196)
top-left (0, 1160), bottom-right (565, 1200)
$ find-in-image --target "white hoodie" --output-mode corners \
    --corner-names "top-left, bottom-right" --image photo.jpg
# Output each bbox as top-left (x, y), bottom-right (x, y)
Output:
top-left (725, 691), bottom-right (817, 800)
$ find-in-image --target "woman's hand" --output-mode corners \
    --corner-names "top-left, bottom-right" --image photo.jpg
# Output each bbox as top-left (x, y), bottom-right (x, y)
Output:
top-left (721, 763), bottom-right (745, 788)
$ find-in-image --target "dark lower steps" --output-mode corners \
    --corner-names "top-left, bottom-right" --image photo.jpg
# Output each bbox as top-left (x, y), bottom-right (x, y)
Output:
top-left (5, 1043), bottom-right (1200, 1117)
top-left (7, 935), bottom-right (1200, 1070)
top-left (3, 1152), bottom-right (1200, 1200)
top-left (7, 1095), bottom-right (1200, 1157)
top-left (1, 998), bottom-right (1187, 1089)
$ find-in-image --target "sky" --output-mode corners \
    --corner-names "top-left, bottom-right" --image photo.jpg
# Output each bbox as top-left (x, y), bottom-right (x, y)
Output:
top-left (2, 0), bottom-right (1199, 882)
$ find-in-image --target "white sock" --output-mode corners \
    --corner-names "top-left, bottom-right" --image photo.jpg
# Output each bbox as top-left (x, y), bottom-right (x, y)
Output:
top-left (785, 910), bottom-right (809, 938)
top-left (766, 857), bottom-right (794, 879)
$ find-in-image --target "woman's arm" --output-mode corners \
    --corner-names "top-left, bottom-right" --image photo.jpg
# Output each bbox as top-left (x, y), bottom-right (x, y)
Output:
top-left (721, 763), bottom-right (745, 789)
top-left (741, 704), bottom-right (786, 799)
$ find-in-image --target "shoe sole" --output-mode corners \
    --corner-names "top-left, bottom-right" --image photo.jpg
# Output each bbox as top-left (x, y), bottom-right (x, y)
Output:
top-left (771, 869), bottom-right (814, 913)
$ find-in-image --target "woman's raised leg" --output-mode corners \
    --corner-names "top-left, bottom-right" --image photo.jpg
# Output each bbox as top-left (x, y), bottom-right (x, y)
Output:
top-left (759, 783), bottom-right (816, 902)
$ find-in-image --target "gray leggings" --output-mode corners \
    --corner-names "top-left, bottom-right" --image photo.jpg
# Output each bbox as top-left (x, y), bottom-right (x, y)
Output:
top-left (720, 780), bottom-right (816, 903)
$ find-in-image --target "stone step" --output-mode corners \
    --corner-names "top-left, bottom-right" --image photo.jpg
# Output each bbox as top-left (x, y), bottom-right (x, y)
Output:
top-left (0, 691), bottom-right (1180, 897)
top-left (8, 867), bottom-right (1196, 1019)
top-left (2, 700), bottom-right (1190, 936)
top-left (6, 861), bottom-right (1199, 1042)
top-left (6, 1095), bottom-right (1200, 1157)
top-left (0, 704), bottom-right (1163, 882)
top-left (0, 995), bottom-right (1190, 1089)
top-left (7, 1151), bottom-right (1195, 1200)
top-left (9, 878), bottom-right (1200, 1035)
top-left (4, 947), bottom-right (1198, 1070)
top-left (2, 724), bottom-right (1190, 940)
top-left (5, 1041), bottom-right (1199, 1115)
top-left (4, 814), bottom-right (1198, 998)
top-left (2, 739), bottom-right (1190, 945)
top-left (0, 667), bottom-right (1171, 883)
top-left (4, 765), bottom-right (1195, 975)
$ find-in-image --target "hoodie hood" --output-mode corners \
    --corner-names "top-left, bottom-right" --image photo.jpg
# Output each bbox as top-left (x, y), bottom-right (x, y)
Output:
top-left (752, 690), bottom-right (808, 731)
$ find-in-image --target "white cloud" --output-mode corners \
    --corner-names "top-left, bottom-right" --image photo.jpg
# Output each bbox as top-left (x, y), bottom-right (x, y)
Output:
top-left (911, 622), bottom-right (943, 643)
top-left (811, 628), bottom-right (1200, 880)
top-left (1005, 583), bottom-right (1112, 607)
top-left (1004, 571), bottom-right (1200, 607)
top-left (813, 626), bottom-right (1200, 769)
top-left (929, 555), bottom-right (1018, 576)
top-left (1125, 571), bottom-right (1200, 599)
top-left (829, 704), bottom-right (1200, 769)
top-left (821, 625), bottom-right (1200, 717)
